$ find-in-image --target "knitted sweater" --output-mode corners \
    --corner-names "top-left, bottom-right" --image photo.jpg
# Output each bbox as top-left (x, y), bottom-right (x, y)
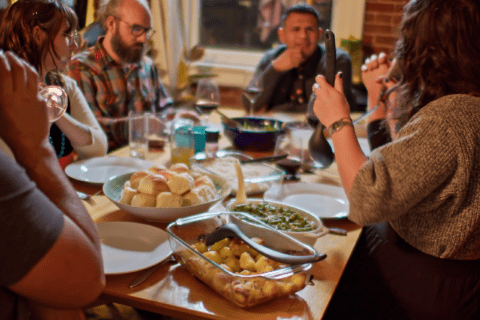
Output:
top-left (349, 94), bottom-right (480, 260)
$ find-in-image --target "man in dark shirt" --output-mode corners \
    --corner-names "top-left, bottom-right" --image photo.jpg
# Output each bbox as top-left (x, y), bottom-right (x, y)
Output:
top-left (245, 3), bottom-right (356, 114)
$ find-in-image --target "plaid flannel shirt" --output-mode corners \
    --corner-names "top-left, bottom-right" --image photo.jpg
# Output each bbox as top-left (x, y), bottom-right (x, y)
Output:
top-left (66, 37), bottom-right (172, 151)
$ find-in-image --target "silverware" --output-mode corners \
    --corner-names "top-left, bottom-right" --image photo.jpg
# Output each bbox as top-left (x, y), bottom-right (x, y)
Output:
top-left (327, 227), bottom-right (348, 236)
top-left (215, 109), bottom-right (241, 129)
top-left (129, 253), bottom-right (175, 288)
top-left (77, 190), bottom-right (101, 206)
top-left (205, 223), bottom-right (327, 264)
top-left (240, 153), bottom-right (288, 164)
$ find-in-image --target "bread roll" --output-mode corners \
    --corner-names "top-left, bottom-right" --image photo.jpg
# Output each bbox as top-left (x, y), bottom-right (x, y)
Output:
top-left (156, 192), bottom-right (182, 208)
top-left (119, 183), bottom-right (138, 205)
top-left (190, 171), bottom-right (203, 180)
top-left (148, 165), bottom-right (167, 175)
top-left (130, 170), bottom-right (152, 189)
top-left (195, 185), bottom-right (217, 202)
top-left (137, 174), bottom-right (169, 195)
top-left (169, 163), bottom-right (190, 174)
top-left (182, 189), bottom-right (204, 206)
top-left (167, 172), bottom-right (194, 195)
top-left (194, 175), bottom-right (215, 190)
top-left (157, 170), bottom-right (176, 182)
top-left (131, 193), bottom-right (156, 207)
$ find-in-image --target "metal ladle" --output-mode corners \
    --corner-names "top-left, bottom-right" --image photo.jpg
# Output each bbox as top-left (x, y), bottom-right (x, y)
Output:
top-left (308, 30), bottom-right (336, 168)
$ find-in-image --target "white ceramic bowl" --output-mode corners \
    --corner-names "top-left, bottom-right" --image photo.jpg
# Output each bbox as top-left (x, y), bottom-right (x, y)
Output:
top-left (103, 172), bottom-right (231, 223)
top-left (225, 198), bottom-right (328, 246)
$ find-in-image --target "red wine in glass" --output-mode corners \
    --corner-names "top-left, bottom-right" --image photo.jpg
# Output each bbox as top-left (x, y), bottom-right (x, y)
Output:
top-left (276, 158), bottom-right (301, 181)
top-left (195, 99), bottom-right (219, 116)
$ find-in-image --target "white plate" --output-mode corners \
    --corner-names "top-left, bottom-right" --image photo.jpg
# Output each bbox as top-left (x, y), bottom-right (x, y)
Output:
top-left (97, 221), bottom-right (171, 275)
top-left (65, 156), bottom-right (154, 184)
top-left (264, 183), bottom-right (349, 219)
top-left (327, 137), bottom-right (371, 157)
top-left (103, 172), bottom-right (231, 223)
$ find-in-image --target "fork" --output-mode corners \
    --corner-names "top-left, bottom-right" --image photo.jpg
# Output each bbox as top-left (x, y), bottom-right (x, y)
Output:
top-left (77, 190), bottom-right (102, 206)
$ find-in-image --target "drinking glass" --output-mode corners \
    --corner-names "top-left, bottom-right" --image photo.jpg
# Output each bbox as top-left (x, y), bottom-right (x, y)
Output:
top-left (129, 111), bottom-right (149, 159)
top-left (274, 134), bottom-right (303, 181)
top-left (170, 118), bottom-right (195, 165)
top-left (195, 78), bottom-right (220, 126)
top-left (243, 76), bottom-right (263, 116)
top-left (38, 85), bottom-right (68, 122)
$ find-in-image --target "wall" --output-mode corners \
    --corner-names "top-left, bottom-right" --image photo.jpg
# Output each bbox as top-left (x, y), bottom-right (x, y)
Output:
top-left (362, 0), bottom-right (409, 56)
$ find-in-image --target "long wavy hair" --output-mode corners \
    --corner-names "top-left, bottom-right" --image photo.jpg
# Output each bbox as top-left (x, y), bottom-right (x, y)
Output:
top-left (0, 0), bottom-right (78, 78)
top-left (391, 0), bottom-right (480, 132)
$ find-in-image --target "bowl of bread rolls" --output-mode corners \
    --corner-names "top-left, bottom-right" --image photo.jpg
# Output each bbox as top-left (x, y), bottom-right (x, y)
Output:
top-left (103, 163), bottom-right (231, 223)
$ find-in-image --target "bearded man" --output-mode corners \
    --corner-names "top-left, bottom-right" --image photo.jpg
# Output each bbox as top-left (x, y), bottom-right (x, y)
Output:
top-left (67, 0), bottom-right (172, 151)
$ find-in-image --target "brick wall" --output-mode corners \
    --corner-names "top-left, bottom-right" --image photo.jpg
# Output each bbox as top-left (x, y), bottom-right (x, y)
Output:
top-left (362, 0), bottom-right (409, 57)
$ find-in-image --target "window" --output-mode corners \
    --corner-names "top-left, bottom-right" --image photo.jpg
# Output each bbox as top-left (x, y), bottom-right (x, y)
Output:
top-left (188, 0), bottom-right (366, 87)
top-left (200, 0), bottom-right (332, 51)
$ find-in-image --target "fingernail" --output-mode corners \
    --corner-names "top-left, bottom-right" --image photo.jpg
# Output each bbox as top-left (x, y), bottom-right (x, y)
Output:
top-left (339, 72), bottom-right (343, 78)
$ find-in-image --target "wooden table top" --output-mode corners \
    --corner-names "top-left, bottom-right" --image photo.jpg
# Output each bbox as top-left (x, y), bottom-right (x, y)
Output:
top-left (71, 108), bottom-right (363, 320)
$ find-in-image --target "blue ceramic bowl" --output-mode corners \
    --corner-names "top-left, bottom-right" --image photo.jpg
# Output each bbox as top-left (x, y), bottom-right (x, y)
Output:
top-left (222, 116), bottom-right (286, 151)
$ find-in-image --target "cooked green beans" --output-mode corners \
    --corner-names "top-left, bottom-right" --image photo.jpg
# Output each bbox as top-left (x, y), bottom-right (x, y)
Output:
top-left (232, 202), bottom-right (315, 232)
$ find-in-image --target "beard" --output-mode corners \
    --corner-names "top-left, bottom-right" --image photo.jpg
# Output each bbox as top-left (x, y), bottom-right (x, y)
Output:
top-left (111, 28), bottom-right (145, 64)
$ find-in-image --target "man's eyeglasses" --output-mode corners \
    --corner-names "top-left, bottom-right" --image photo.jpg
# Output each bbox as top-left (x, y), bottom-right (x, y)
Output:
top-left (62, 31), bottom-right (81, 46)
top-left (113, 17), bottom-right (156, 40)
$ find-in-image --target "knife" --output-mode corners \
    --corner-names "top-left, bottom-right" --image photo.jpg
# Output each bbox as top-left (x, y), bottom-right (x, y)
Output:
top-left (240, 153), bottom-right (288, 164)
top-left (129, 253), bottom-right (175, 288)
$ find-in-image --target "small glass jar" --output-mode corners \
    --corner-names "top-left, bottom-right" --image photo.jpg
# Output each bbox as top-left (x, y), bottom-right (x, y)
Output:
top-left (205, 129), bottom-right (220, 157)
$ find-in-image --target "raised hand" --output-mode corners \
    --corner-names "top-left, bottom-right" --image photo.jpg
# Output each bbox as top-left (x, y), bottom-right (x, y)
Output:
top-left (312, 72), bottom-right (350, 129)
top-left (272, 47), bottom-right (306, 71)
top-left (361, 52), bottom-right (392, 110)
top-left (0, 51), bottom-right (50, 154)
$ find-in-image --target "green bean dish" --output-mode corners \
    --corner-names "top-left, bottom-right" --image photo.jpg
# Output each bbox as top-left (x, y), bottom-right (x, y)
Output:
top-left (232, 202), bottom-right (316, 232)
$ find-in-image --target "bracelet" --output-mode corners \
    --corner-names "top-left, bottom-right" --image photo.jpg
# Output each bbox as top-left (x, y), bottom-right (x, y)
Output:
top-left (328, 118), bottom-right (353, 136)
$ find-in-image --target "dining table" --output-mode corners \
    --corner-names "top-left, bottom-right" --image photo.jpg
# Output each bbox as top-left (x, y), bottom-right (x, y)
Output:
top-left (70, 107), bottom-right (364, 320)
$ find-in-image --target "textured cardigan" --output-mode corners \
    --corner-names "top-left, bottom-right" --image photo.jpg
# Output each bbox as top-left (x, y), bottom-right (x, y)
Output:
top-left (349, 94), bottom-right (480, 260)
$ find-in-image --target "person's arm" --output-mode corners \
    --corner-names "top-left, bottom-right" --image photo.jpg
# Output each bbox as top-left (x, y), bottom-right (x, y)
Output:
top-left (361, 53), bottom-right (395, 149)
top-left (57, 76), bottom-right (108, 159)
top-left (0, 51), bottom-right (104, 308)
top-left (66, 61), bottom-right (127, 148)
top-left (313, 73), bottom-right (368, 195)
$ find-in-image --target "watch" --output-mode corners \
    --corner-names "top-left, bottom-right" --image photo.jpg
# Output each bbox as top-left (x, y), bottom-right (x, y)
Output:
top-left (328, 118), bottom-right (353, 136)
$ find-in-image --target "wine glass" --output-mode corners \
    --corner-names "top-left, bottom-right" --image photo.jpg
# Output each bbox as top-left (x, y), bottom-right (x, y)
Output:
top-left (243, 76), bottom-right (263, 116)
top-left (38, 85), bottom-right (68, 122)
top-left (195, 78), bottom-right (220, 126)
top-left (274, 134), bottom-right (303, 181)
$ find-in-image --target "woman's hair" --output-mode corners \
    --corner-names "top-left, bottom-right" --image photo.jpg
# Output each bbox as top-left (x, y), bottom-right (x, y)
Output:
top-left (391, 0), bottom-right (480, 132)
top-left (0, 0), bottom-right (78, 77)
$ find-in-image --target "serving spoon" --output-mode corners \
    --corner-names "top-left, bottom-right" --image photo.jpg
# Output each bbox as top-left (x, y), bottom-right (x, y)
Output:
top-left (204, 222), bottom-right (326, 264)
top-left (308, 30), bottom-right (336, 168)
top-left (215, 109), bottom-right (241, 129)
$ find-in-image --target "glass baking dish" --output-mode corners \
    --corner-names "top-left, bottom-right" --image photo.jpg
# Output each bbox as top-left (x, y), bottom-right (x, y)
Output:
top-left (190, 151), bottom-right (284, 195)
top-left (166, 211), bottom-right (316, 308)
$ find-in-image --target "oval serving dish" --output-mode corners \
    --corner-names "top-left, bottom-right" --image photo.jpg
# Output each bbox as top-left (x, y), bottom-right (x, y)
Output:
top-left (225, 198), bottom-right (328, 246)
